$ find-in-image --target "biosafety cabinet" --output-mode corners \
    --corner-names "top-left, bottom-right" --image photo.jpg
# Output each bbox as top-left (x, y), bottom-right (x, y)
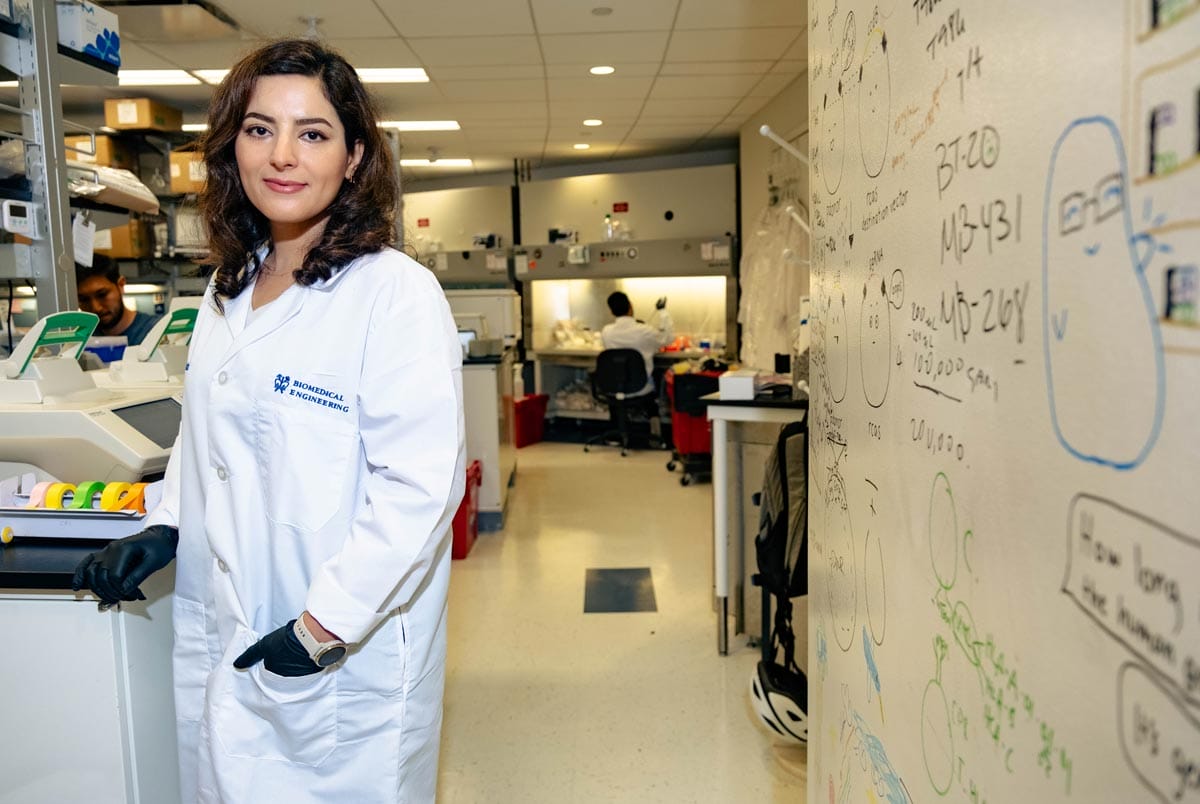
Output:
top-left (520, 235), bottom-right (737, 419)
top-left (419, 248), bottom-right (513, 289)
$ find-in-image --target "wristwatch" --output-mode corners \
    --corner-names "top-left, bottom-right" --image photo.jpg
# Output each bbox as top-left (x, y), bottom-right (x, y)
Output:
top-left (293, 616), bottom-right (348, 668)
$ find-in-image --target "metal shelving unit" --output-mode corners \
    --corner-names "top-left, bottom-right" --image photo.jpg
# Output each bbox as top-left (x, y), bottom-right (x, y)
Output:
top-left (0, 0), bottom-right (118, 315)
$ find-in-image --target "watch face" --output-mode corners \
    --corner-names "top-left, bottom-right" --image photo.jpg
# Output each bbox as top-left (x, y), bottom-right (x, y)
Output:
top-left (316, 645), bottom-right (347, 667)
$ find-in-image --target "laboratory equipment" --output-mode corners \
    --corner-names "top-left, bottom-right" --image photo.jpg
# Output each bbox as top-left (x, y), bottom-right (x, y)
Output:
top-left (94, 296), bottom-right (200, 386)
top-left (445, 289), bottom-right (522, 348)
top-left (420, 248), bottom-right (513, 288)
top-left (519, 235), bottom-right (737, 418)
top-left (0, 311), bottom-right (182, 482)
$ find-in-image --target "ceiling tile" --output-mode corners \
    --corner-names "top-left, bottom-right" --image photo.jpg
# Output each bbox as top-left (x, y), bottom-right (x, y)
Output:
top-left (747, 73), bottom-right (796, 98)
top-left (547, 77), bottom-right (654, 101)
top-left (357, 83), bottom-right (445, 108)
top-left (665, 28), bottom-right (802, 62)
top-left (546, 124), bottom-right (632, 140)
top-left (728, 96), bottom-right (770, 120)
top-left (539, 32), bottom-right (669, 64)
top-left (374, 0), bottom-right (534, 37)
top-left (392, 131), bottom-right (468, 150)
top-left (649, 74), bottom-right (761, 99)
top-left (430, 65), bottom-right (546, 80)
top-left (530, 0), bottom-right (676, 34)
top-left (660, 61), bottom-right (774, 76)
top-left (549, 99), bottom-right (646, 120)
top-left (408, 36), bottom-right (542, 67)
top-left (438, 80), bottom-right (546, 102)
top-left (782, 29), bottom-right (807, 61)
top-left (213, 0), bottom-right (397, 39)
top-left (112, 42), bottom-right (176, 69)
top-left (325, 38), bottom-right (422, 66)
top-left (137, 38), bottom-right (263, 69)
top-left (628, 123), bottom-right (713, 139)
top-left (675, 0), bottom-right (805, 30)
top-left (450, 101), bottom-right (549, 121)
top-left (771, 60), bottom-right (806, 76)
top-left (466, 127), bottom-right (548, 142)
top-left (639, 97), bottom-right (738, 117)
top-left (545, 62), bottom-right (660, 79)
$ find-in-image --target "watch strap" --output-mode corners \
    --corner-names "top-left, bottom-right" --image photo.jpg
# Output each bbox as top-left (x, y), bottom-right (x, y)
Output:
top-left (293, 616), bottom-right (346, 665)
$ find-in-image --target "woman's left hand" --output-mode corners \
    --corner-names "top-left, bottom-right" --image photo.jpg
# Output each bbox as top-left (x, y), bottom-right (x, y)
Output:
top-left (233, 620), bottom-right (322, 676)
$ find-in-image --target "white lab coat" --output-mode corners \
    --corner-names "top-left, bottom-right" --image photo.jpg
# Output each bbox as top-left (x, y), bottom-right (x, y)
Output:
top-left (145, 247), bottom-right (466, 803)
top-left (601, 312), bottom-right (673, 395)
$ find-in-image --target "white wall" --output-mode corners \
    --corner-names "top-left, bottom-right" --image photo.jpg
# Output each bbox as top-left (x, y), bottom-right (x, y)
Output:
top-left (519, 163), bottom-right (736, 244)
top-left (738, 73), bottom-right (808, 256)
top-left (400, 185), bottom-right (513, 252)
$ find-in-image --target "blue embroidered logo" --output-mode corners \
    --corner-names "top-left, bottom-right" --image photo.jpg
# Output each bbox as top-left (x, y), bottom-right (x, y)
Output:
top-left (275, 375), bottom-right (350, 413)
top-left (274, 374), bottom-right (291, 393)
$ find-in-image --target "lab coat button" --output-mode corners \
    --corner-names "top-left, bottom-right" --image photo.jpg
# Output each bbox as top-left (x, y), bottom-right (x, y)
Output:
top-left (217, 371), bottom-right (228, 384)
top-left (217, 559), bottom-right (228, 573)
top-left (216, 466), bottom-right (227, 481)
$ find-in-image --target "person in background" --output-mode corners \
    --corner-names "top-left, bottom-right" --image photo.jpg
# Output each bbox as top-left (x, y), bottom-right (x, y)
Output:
top-left (75, 255), bottom-right (161, 345)
top-left (72, 38), bottom-right (465, 802)
top-left (601, 290), bottom-right (672, 396)
top-left (601, 290), bottom-right (672, 438)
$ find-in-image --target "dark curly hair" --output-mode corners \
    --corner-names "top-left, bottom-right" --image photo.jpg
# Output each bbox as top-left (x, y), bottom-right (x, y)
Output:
top-left (200, 39), bottom-right (396, 311)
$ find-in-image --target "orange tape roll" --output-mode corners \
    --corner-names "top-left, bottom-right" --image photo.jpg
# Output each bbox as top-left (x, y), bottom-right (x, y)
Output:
top-left (98, 482), bottom-right (132, 511)
top-left (118, 483), bottom-right (148, 514)
top-left (44, 483), bottom-right (76, 510)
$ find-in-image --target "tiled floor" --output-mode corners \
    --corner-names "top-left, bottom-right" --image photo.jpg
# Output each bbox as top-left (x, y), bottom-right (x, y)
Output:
top-left (438, 442), bottom-right (807, 803)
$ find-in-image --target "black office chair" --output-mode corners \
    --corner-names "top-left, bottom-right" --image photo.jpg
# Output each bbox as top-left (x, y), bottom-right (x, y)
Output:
top-left (583, 348), bottom-right (664, 456)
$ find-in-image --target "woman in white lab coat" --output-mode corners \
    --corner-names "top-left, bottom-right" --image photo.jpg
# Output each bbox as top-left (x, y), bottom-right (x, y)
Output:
top-left (73, 39), bottom-right (465, 803)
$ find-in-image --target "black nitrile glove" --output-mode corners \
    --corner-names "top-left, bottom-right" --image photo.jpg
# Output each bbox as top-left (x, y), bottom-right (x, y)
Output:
top-left (233, 620), bottom-right (322, 677)
top-left (72, 525), bottom-right (179, 606)
top-left (655, 296), bottom-right (668, 310)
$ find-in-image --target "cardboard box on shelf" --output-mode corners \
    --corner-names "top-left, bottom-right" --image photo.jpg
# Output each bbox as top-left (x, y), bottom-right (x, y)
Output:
top-left (104, 98), bottom-right (182, 132)
top-left (64, 135), bottom-right (136, 171)
top-left (57, 0), bottom-right (120, 67)
top-left (94, 221), bottom-right (152, 259)
top-left (169, 150), bottom-right (207, 194)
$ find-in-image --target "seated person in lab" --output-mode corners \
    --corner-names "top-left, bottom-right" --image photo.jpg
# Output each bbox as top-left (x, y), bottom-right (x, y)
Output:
top-left (601, 290), bottom-right (672, 395)
top-left (75, 255), bottom-right (161, 345)
top-left (601, 291), bottom-right (672, 434)
top-left (72, 38), bottom-right (465, 802)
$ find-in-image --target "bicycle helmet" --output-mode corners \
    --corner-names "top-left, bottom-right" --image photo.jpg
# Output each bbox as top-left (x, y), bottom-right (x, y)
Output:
top-left (750, 659), bottom-right (808, 744)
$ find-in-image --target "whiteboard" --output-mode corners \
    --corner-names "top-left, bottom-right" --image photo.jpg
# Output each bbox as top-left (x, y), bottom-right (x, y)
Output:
top-left (807, 1), bottom-right (1200, 802)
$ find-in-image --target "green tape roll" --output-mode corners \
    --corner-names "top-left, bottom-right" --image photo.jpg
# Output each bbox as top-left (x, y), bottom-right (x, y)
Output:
top-left (65, 480), bottom-right (106, 510)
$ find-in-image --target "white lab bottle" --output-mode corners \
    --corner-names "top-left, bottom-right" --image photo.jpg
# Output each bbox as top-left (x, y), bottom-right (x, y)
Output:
top-left (603, 214), bottom-right (614, 241)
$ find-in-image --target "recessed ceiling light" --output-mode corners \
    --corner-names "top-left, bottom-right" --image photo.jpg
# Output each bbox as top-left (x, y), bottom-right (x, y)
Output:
top-left (379, 120), bottom-right (461, 131)
top-left (193, 69), bottom-right (228, 85)
top-left (589, 65), bottom-right (615, 76)
top-left (118, 69), bottom-right (201, 86)
top-left (356, 68), bottom-right (429, 83)
top-left (182, 123), bottom-right (209, 132)
top-left (583, 119), bottom-right (603, 126)
top-left (399, 158), bottom-right (473, 167)
top-left (591, 6), bottom-right (613, 15)
top-left (573, 143), bottom-right (591, 150)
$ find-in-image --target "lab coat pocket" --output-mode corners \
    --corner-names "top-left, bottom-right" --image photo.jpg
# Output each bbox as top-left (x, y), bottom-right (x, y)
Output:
top-left (256, 403), bottom-right (358, 531)
top-left (214, 660), bottom-right (339, 767)
top-left (172, 597), bottom-right (212, 723)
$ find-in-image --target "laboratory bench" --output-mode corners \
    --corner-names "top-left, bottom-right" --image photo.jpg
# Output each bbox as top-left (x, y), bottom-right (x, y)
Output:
top-left (0, 537), bottom-right (180, 804)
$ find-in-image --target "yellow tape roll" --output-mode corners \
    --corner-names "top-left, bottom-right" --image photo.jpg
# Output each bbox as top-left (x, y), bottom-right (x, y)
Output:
top-left (66, 481), bottom-right (106, 510)
top-left (24, 481), bottom-right (52, 509)
top-left (119, 483), bottom-right (148, 514)
top-left (99, 482), bottom-right (132, 511)
top-left (44, 483), bottom-right (76, 510)
top-left (1, 526), bottom-right (13, 544)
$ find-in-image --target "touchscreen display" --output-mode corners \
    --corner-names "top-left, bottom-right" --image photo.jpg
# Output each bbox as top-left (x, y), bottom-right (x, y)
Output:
top-left (112, 398), bottom-right (182, 449)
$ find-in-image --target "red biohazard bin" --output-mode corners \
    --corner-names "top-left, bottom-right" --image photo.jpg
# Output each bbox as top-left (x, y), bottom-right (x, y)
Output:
top-left (513, 393), bottom-right (549, 448)
top-left (452, 460), bottom-right (482, 559)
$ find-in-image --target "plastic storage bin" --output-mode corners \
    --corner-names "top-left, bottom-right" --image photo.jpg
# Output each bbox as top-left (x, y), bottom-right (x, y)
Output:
top-left (451, 460), bottom-right (482, 559)
top-left (514, 393), bottom-right (549, 448)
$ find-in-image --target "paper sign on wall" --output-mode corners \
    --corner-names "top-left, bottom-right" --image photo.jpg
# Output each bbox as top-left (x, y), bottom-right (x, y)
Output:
top-left (513, 254), bottom-right (529, 275)
top-left (433, 252), bottom-right (448, 272)
top-left (613, 202), bottom-right (629, 213)
top-left (72, 213), bottom-right (95, 267)
top-left (417, 218), bottom-right (430, 228)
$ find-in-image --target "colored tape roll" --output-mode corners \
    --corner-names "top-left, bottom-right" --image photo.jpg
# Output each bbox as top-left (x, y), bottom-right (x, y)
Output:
top-left (99, 482), bottom-right (132, 511)
top-left (118, 483), bottom-right (148, 514)
top-left (24, 481), bottom-right (52, 509)
top-left (66, 481), bottom-right (106, 510)
top-left (44, 483), bottom-right (75, 510)
top-left (1, 526), bottom-right (13, 544)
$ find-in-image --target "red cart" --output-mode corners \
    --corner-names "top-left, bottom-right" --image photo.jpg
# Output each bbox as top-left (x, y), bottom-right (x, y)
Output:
top-left (664, 369), bottom-right (721, 486)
